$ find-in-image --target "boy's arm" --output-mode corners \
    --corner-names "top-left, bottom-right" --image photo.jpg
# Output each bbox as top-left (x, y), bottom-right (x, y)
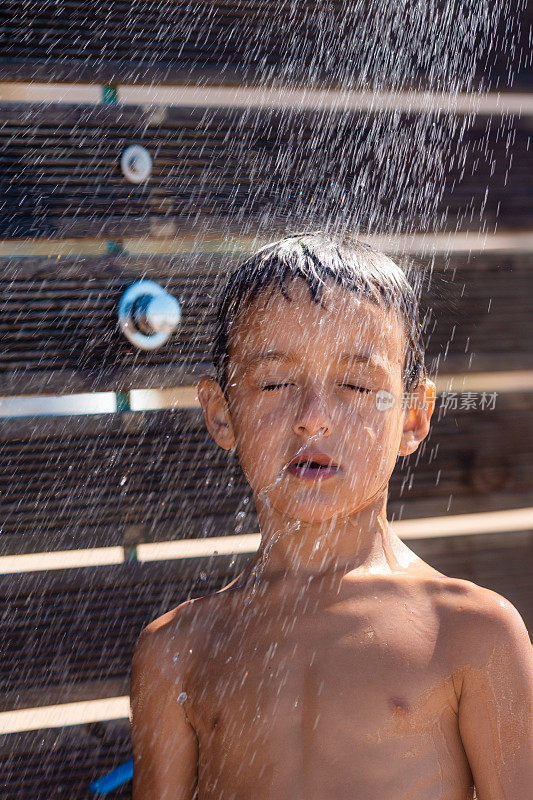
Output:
top-left (456, 592), bottom-right (533, 800)
top-left (130, 619), bottom-right (199, 800)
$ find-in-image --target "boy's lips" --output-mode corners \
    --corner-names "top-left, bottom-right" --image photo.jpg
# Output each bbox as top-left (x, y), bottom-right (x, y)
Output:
top-left (286, 451), bottom-right (340, 481)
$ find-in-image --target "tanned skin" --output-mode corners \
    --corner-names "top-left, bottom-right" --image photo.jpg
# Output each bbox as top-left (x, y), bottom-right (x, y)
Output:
top-left (130, 278), bottom-right (533, 800)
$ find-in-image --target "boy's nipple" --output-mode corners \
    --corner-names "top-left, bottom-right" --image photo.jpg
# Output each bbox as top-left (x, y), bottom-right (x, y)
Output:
top-left (390, 697), bottom-right (409, 715)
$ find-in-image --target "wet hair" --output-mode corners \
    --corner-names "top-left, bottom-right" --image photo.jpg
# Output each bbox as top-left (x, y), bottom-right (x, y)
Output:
top-left (213, 232), bottom-right (426, 395)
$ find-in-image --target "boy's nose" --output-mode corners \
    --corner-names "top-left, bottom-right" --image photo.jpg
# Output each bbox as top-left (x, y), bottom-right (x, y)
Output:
top-left (293, 387), bottom-right (332, 438)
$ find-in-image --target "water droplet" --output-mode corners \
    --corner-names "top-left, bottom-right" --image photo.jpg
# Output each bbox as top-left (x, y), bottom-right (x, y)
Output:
top-left (177, 692), bottom-right (187, 704)
top-left (199, 570), bottom-right (207, 581)
top-left (120, 476), bottom-right (127, 486)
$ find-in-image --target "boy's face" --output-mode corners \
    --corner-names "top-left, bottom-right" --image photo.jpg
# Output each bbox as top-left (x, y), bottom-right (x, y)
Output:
top-left (200, 278), bottom-right (433, 524)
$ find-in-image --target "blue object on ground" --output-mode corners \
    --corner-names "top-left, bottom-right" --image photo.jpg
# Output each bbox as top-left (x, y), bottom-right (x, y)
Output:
top-left (89, 758), bottom-right (134, 794)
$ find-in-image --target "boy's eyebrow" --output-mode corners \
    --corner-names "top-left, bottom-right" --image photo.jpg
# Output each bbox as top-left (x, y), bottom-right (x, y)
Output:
top-left (340, 352), bottom-right (372, 365)
top-left (340, 352), bottom-right (389, 368)
top-left (241, 351), bottom-right (297, 372)
top-left (240, 351), bottom-right (387, 372)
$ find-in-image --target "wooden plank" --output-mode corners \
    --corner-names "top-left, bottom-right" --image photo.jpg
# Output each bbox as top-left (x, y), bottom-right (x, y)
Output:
top-left (0, 721), bottom-right (134, 800)
top-left (0, 677), bottom-right (129, 715)
top-left (0, 408), bottom-right (256, 555)
top-left (0, 555), bottom-right (248, 708)
top-left (0, 696), bottom-right (130, 735)
top-left (1, 250), bottom-right (533, 395)
top-left (0, 0), bottom-right (528, 89)
top-left (2, 82), bottom-right (532, 117)
top-left (0, 102), bottom-right (530, 239)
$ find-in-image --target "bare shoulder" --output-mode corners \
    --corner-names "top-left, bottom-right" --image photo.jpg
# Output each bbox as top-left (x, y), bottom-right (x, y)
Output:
top-left (133, 595), bottom-right (205, 679)
top-left (426, 575), bottom-right (531, 667)
top-left (133, 586), bottom-right (233, 678)
top-left (130, 599), bottom-right (207, 800)
top-left (429, 575), bottom-right (528, 629)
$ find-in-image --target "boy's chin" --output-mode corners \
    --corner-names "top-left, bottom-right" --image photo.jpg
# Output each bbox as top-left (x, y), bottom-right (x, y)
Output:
top-left (269, 495), bottom-right (356, 524)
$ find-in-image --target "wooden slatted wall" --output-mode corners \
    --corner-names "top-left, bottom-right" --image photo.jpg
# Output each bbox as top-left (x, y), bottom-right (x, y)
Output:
top-left (2, 251), bottom-right (533, 396)
top-left (1, 1), bottom-right (532, 797)
top-left (0, 0), bottom-right (529, 89)
top-left (0, 103), bottom-right (530, 238)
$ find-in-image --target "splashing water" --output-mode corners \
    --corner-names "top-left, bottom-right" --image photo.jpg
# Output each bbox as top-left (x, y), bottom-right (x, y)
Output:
top-left (228, 431), bottom-right (327, 603)
top-left (0, 4), bottom-right (529, 797)
top-left (235, 382), bottom-right (403, 603)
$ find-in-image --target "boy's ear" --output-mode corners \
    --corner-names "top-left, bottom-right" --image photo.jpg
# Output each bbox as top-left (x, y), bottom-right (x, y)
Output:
top-left (197, 375), bottom-right (235, 451)
top-left (398, 378), bottom-right (436, 457)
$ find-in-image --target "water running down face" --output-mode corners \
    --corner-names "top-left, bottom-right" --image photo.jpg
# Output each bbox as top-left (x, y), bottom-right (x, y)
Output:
top-left (201, 277), bottom-right (431, 525)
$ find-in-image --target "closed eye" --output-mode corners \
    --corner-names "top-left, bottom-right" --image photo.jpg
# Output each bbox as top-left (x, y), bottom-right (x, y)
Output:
top-left (261, 383), bottom-right (294, 391)
top-left (341, 384), bottom-right (371, 393)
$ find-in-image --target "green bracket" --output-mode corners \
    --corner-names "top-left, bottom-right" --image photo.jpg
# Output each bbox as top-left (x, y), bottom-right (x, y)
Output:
top-left (125, 546), bottom-right (138, 564)
top-left (102, 85), bottom-right (118, 105)
top-left (102, 87), bottom-right (124, 258)
top-left (116, 392), bottom-right (131, 412)
top-left (123, 525), bottom-right (143, 565)
top-left (106, 240), bottom-right (124, 255)
top-left (102, 87), bottom-right (125, 257)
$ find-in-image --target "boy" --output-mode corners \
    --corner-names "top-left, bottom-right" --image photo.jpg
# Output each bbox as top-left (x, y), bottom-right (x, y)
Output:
top-left (130, 234), bottom-right (532, 799)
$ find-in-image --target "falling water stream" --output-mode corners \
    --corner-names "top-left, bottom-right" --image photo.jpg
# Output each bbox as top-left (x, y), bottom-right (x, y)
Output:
top-left (1, 2), bottom-right (531, 798)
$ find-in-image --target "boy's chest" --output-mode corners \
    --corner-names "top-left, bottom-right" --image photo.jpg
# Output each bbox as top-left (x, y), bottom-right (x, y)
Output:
top-left (187, 598), bottom-right (453, 747)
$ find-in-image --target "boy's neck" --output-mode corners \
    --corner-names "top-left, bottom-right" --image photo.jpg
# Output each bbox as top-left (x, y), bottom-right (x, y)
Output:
top-left (251, 490), bottom-right (412, 583)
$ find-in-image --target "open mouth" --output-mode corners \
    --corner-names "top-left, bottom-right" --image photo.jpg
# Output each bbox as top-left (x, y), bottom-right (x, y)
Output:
top-left (287, 452), bottom-right (340, 481)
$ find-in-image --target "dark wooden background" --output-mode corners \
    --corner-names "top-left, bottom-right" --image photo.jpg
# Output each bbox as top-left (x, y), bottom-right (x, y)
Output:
top-left (0, 2), bottom-right (532, 798)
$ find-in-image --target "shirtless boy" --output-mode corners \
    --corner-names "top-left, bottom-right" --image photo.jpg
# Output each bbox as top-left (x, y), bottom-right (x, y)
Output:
top-left (130, 233), bottom-right (532, 800)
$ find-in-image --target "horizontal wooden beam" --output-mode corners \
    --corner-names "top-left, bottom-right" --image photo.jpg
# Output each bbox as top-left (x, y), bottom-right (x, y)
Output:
top-left (0, 677), bottom-right (129, 714)
top-left (129, 372), bottom-right (533, 412)
top-left (1, 507), bottom-right (532, 575)
top-left (0, 696), bottom-right (130, 734)
top-left (0, 0), bottom-right (528, 90)
top-left (2, 81), bottom-right (532, 115)
top-left (3, 231), bottom-right (533, 258)
top-left (2, 372), bottom-right (532, 420)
